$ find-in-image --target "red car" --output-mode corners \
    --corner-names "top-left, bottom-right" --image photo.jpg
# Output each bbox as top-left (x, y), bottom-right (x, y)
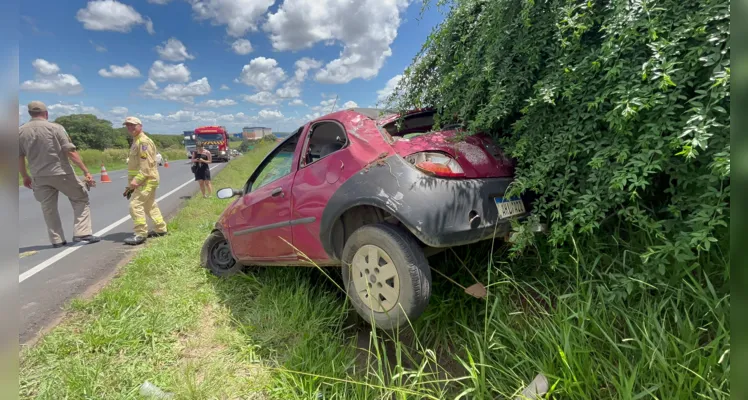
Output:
top-left (202, 108), bottom-right (540, 329)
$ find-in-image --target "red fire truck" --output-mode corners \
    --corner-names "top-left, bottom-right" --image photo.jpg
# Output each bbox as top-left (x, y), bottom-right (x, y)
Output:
top-left (192, 125), bottom-right (231, 162)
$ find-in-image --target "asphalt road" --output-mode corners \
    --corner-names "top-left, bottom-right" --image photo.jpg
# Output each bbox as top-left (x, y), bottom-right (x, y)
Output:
top-left (19, 160), bottom-right (227, 344)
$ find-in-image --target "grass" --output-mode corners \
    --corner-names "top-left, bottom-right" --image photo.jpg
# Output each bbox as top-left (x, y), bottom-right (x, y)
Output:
top-left (20, 145), bottom-right (730, 399)
top-left (19, 148), bottom-right (187, 186)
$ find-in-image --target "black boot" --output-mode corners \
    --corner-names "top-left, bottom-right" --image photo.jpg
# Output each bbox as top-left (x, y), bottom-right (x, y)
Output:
top-left (52, 241), bottom-right (67, 248)
top-left (124, 235), bottom-right (147, 246)
top-left (147, 231), bottom-right (168, 238)
top-left (73, 235), bottom-right (101, 244)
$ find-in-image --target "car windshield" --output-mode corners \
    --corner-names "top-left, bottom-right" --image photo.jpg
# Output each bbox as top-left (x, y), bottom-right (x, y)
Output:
top-left (196, 133), bottom-right (224, 141)
top-left (184, 138), bottom-right (195, 146)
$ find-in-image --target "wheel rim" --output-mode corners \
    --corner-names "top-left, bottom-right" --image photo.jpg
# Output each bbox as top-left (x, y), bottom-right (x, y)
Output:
top-left (210, 238), bottom-right (235, 270)
top-left (350, 244), bottom-right (400, 313)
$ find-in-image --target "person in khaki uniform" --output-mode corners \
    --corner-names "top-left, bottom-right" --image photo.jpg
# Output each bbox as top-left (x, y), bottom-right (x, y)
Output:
top-left (123, 116), bottom-right (167, 245)
top-left (18, 101), bottom-right (101, 248)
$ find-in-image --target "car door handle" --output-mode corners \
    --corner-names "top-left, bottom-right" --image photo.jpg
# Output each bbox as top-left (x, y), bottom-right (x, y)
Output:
top-left (271, 187), bottom-right (284, 197)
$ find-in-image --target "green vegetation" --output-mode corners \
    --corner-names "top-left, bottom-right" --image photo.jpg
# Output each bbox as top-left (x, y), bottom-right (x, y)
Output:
top-left (51, 114), bottom-right (187, 152)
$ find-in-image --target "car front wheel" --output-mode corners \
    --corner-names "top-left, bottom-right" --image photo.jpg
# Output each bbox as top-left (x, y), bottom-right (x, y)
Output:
top-left (200, 230), bottom-right (243, 277)
top-left (341, 223), bottom-right (432, 330)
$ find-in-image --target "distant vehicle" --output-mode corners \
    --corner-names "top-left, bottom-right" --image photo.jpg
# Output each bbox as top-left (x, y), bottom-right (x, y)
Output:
top-left (193, 126), bottom-right (231, 162)
top-left (183, 130), bottom-right (196, 158)
top-left (202, 108), bottom-right (546, 330)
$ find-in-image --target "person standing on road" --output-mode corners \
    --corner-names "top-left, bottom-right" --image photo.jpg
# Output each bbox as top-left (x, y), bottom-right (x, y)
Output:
top-left (18, 101), bottom-right (101, 248)
top-left (191, 140), bottom-right (213, 198)
top-left (123, 116), bottom-right (167, 246)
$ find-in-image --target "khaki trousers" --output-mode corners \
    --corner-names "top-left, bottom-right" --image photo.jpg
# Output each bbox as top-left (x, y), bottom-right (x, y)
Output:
top-left (32, 174), bottom-right (92, 244)
top-left (129, 185), bottom-right (167, 237)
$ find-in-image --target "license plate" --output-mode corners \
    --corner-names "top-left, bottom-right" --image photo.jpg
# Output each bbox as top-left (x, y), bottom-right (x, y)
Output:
top-left (495, 197), bottom-right (526, 219)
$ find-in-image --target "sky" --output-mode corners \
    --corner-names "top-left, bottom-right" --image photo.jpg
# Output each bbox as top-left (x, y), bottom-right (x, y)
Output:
top-left (18, 0), bottom-right (445, 134)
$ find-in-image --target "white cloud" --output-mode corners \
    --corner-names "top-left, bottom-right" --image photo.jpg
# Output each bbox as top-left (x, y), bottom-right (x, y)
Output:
top-left (161, 77), bottom-right (212, 100)
top-left (110, 106), bottom-right (129, 116)
top-left (145, 17), bottom-right (155, 34)
top-left (189, 0), bottom-right (275, 37)
top-left (237, 57), bottom-right (286, 91)
top-left (98, 63), bottom-right (141, 78)
top-left (140, 76), bottom-right (212, 104)
top-left (76, 0), bottom-right (154, 34)
top-left (220, 84), bottom-right (230, 90)
top-left (21, 60), bottom-right (83, 95)
top-left (156, 38), bottom-right (195, 62)
top-left (258, 109), bottom-right (284, 120)
top-left (289, 99), bottom-right (306, 106)
top-left (243, 91), bottom-right (279, 106)
top-left (139, 112), bottom-right (165, 121)
top-left (47, 102), bottom-right (101, 116)
top-left (199, 98), bottom-right (238, 107)
top-left (89, 40), bottom-right (107, 52)
top-left (311, 98), bottom-right (338, 112)
top-left (264, 0), bottom-right (408, 84)
top-left (274, 57), bottom-right (322, 99)
top-left (231, 39), bottom-right (253, 55)
top-left (32, 59), bottom-right (60, 75)
top-left (148, 0), bottom-right (172, 4)
top-left (377, 74), bottom-right (402, 102)
top-left (140, 78), bottom-right (159, 92)
top-left (149, 60), bottom-right (191, 83)
top-left (342, 100), bottom-right (358, 108)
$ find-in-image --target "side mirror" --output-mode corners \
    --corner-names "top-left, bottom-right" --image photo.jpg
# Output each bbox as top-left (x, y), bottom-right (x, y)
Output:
top-left (216, 187), bottom-right (242, 199)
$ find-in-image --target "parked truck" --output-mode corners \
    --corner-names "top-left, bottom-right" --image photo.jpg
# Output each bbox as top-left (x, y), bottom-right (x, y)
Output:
top-left (183, 130), bottom-right (196, 158)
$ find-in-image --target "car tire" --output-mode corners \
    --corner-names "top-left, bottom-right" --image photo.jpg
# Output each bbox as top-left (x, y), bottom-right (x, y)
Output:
top-left (200, 230), bottom-right (243, 277)
top-left (341, 223), bottom-right (432, 330)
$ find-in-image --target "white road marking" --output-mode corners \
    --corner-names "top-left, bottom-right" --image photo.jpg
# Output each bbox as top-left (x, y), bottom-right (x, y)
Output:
top-left (19, 165), bottom-right (220, 283)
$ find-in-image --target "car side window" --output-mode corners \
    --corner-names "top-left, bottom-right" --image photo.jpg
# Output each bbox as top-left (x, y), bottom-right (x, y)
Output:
top-left (301, 121), bottom-right (348, 167)
top-left (249, 129), bottom-right (301, 192)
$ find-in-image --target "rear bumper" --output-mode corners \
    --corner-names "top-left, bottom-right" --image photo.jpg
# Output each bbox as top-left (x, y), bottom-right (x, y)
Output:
top-left (397, 175), bottom-right (533, 248)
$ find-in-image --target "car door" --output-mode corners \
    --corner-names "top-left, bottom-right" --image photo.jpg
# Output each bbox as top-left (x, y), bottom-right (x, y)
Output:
top-left (290, 120), bottom-right (355, 263)
top-left (227, 130), bottom-right (302, 263)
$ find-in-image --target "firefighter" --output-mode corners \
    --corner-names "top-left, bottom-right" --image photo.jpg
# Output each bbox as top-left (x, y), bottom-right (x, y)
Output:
top-left (122, 116), bottom-right (167, 245)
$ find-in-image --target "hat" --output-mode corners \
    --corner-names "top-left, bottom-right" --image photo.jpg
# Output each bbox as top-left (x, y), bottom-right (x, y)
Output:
top-left (123, 116), bottom-right (142, 126)
top-left (27, 101), bottom-right (47, 113)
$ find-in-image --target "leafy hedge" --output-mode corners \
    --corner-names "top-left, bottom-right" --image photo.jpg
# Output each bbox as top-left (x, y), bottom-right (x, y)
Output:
top-left (389, 0), bottom-right (730, 268)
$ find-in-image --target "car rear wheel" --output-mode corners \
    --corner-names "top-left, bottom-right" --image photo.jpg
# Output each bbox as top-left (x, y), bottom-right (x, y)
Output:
top-left (341, 223), bottom-right (432, 330)
top-left (201, 231), bottom-right (243, 277)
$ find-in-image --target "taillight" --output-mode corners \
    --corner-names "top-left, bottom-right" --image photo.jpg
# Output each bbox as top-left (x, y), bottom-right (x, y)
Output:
top-left (405, 152), bottom-right (465, 178)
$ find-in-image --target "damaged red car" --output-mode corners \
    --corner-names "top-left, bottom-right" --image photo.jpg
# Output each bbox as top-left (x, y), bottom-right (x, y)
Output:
top-left (202, 108), bottom-right (542, 329)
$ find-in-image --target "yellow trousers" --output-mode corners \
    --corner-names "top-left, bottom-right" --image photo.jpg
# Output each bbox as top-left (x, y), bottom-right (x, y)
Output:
top-left (129, 185), bottom-right (167, 237)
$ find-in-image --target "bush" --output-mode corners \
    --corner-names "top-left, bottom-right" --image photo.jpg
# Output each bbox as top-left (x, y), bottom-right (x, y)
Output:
top-left (389, 0), bottom-right (730, 269)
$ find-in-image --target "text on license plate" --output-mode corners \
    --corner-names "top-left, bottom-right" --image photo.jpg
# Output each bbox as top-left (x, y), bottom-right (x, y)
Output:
top-left (495, 197), bottom-right (526, 219)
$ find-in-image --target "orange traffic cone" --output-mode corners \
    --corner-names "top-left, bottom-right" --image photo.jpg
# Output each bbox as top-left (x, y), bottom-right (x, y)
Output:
top-left (164, 159), bottom-right (169, 168)
top-left (100, 163), bottom-right (112, 183)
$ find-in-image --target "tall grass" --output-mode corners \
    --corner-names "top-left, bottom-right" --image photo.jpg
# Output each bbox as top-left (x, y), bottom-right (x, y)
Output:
top-left (264, 233), bottom-right (730, 399)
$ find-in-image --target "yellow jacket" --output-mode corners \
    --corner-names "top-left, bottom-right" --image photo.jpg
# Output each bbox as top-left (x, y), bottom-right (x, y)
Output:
top-left (128, 133), bottom-right (160, 189)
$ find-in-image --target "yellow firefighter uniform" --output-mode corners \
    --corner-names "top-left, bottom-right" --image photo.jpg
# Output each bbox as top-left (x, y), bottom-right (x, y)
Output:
top-left (127, 132), bottom-right (167, 237)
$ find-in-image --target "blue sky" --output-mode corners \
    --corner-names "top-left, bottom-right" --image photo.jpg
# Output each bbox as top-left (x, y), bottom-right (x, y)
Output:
top-left (19, 0), bottom-right (444, 134)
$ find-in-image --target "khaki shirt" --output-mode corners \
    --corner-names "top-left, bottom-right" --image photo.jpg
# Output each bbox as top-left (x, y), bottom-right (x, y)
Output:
top-left (128, 133), bottom-right (160, 188)
top-left (19, 118), bottom-right (77, 178)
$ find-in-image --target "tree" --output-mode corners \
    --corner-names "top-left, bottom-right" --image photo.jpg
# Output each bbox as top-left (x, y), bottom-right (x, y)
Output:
top-left (54, 114), bottom-right (120, 150)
